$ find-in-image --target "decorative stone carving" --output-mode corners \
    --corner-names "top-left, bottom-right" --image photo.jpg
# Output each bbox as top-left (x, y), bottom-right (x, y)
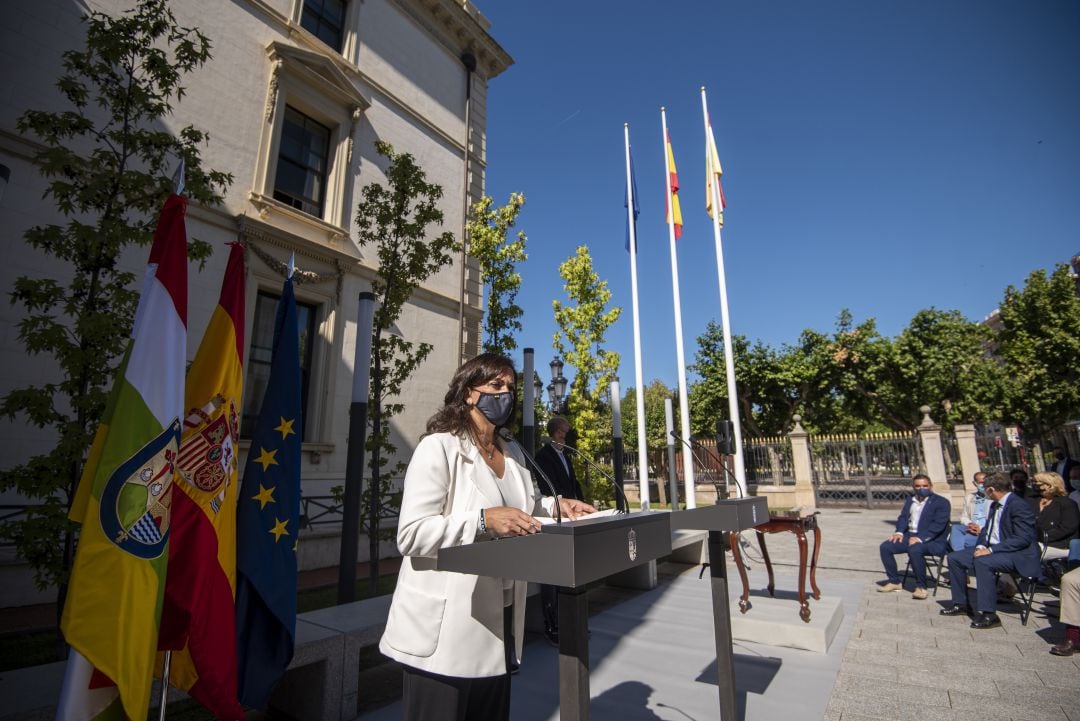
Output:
top-left (265, 57), bottom-right (283, 123)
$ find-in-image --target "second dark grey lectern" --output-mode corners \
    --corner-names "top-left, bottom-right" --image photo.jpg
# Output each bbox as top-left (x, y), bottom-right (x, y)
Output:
top-left (437, 511), bottom-right (672, 721)
top-left (671, 497), bottom-right (770, 721)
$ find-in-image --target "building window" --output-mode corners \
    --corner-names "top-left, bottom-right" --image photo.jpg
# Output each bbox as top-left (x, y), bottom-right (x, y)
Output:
top-left (273, 106), bottom-right (331, 218)
top-left (242, 290), bottom-right (318, 441)
top-left (301, 0), bottom-right (346, 51)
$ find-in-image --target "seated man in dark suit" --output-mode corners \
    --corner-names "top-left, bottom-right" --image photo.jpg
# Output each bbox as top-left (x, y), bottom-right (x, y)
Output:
top-left (878, 474), bottom-right (950, 599)
top-left (941, 471), bottom-right (1040, 629)
top-left (535, 416), bottom-right (583, 645)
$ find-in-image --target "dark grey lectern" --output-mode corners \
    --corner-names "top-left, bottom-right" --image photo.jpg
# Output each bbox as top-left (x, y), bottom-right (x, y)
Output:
top-left (437, 511), bottom-right (672, 721)
top-left (670, 497), bottom-right (770, 721)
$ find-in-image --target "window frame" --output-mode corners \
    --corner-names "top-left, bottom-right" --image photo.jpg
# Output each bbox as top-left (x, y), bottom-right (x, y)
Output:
top-left (240, 289), bottom-right (320, 443)
top-left (251, 42), bottom-right (369, 242)
top-left (299, 0), bottom-right (348, 53)
top-left (273, 105), bottom-right (332, 218)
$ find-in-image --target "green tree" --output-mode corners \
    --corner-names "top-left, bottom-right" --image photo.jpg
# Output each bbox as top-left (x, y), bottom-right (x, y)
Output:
top-left (997, 263), bottom-right (1080, 442)
top-left (552, 246), bottom-right (621, 503)
top-left (621, 380), bottom-right (674, 451)
top-left (467, 193), bottom-right (527, 356)
top-left (0, 0), bottom-right (230, 599)
top-left (688, 322), bottom-right (825, 437)
top-left (354, 140), bottom-right (456, 592)
top-left (881, 308), bottom-right (1004, 430)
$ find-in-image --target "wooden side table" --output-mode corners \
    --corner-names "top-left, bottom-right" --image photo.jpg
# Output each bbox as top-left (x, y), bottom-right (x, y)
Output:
top-left (729, 513), bottom-right (821, 623)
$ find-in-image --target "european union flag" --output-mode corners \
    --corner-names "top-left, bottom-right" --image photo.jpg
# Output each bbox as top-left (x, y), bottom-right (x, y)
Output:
top-left (624, 151), bottom-right (640, 253)
top-left (235, 274), bottom-right (302, 708)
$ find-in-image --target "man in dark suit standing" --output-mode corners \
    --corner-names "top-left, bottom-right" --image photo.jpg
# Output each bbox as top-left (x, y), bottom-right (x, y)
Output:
top-left (878, 474), bottom-right (951, 600)
top-left (536, 416), bottom-right (583, 501)
top-left (1052, 446), bottom-right (1079, 484)
top-left (535, 416), bottom-right (582, 646)
top-left (941, 471), bottom-right (1040, 629)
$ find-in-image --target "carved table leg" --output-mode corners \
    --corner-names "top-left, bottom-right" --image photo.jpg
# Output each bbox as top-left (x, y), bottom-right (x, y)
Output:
top-left (757, 530), bottom-right (775, 597)
top-left (810, 522), bottom-right (822, 600)
top-left (796, 528), bottom-right (810, 622)
top-left (729, 531), bottom-right (751, 613)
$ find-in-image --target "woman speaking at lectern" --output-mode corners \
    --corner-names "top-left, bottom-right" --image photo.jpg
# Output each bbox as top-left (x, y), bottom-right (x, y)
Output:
top-left (379, 353), bottom-right (594, 721)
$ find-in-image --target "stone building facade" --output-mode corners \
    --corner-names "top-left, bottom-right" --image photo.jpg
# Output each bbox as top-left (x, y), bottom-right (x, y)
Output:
top-left (0, 0), bottom-right (511, 604)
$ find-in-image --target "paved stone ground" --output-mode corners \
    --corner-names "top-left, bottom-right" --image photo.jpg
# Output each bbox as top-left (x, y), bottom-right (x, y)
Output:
top-left (752, 507), bottom-right (1080, 721)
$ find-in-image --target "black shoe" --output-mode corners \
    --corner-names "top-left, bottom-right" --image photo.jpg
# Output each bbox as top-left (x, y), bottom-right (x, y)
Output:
top-left (544, 628), bottom-right (559, 647)
top-left (970, 612), bottom-right (1002, 629)
top-left (939, 604), bottom-right (970, 617)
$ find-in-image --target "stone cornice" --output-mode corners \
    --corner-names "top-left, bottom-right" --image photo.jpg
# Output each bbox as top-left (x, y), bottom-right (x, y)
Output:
top-left (394, 0), bottom-right (514, 80)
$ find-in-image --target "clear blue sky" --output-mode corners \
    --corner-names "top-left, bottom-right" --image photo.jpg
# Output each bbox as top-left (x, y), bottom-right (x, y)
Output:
top-left (479, 1), bottom-right (1080, 392)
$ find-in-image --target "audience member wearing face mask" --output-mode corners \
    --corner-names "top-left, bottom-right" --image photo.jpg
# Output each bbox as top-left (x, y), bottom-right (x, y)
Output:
top-left (877, 474), bottom-right (951, 600)
top-left (950, 471), bottom-right (990, 551)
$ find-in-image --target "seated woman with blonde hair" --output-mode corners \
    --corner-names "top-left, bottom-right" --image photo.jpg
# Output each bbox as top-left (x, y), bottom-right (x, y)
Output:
top-left (1031, 471), bottom-right (1080, 561)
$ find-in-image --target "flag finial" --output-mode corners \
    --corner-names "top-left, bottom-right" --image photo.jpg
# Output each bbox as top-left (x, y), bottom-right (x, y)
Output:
top-left (172, 159), bottom-right (186, 196)
top-left (287, 252), bottom-right (296, 279)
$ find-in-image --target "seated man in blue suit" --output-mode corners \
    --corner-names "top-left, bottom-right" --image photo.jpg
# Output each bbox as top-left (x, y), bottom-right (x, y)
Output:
top-left (878, 474), bottom-right (950, 600)
top-left (941, 471), bottom-right (1040, 629)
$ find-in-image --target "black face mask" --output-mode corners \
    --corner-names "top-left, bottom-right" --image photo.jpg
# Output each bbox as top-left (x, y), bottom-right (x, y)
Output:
top-left (474, 391), bottom-right (515, 428)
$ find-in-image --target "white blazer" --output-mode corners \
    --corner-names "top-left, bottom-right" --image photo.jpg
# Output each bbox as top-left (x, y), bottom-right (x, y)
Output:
top-left (379, 431), bottom-right (555, 678)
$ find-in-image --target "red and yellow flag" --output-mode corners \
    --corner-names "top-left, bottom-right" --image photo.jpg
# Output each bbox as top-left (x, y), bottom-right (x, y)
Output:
top-left (156, 242), bottom-right (246, 719)
top-left (665, 130), bottom-right (684, 239)
top-left (705, 114), bottom-right (727, 228)
top-left (60, 194), bottom-right (189, 721)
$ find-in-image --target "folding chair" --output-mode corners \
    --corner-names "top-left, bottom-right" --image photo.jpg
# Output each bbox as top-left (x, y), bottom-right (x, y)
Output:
top-left (902, 551), bottom-right (947, 596)
top-left (996, 532), bottom-right (1050, 626)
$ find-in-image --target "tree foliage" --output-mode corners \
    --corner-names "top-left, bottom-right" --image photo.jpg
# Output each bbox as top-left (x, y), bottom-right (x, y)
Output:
top-left (0, 0), bottom-right (231, 592)
top-left (354, 140), bottom-right (456, 590)
top-left (467, 193), bottom-right (527, 356)
top-left (620, 379), bottom-right (674, 451)
top-left (552, 246), bottom-right (621, 503)
top-left (690, 307), bottom-right (1008, 438)
top-left (997, 263), bottom-right (1080, 441)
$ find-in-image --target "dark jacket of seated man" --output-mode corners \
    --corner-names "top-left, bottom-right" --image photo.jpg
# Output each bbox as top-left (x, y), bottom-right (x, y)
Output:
top-left (946, 472), bottom-right (1040, 618)
top-left (879, 475), bottom-right (950, 592)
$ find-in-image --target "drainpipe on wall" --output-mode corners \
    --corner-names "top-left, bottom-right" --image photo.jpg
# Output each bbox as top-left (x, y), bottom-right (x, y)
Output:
top-left (457, 51), bottom-right (477, 363)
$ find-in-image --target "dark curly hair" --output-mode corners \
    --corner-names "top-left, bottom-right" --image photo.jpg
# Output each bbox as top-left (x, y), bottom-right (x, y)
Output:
top-left (425, 353), bottom-right (516, 437)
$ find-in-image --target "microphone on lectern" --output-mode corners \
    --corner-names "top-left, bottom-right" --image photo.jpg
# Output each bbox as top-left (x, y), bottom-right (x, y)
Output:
top-left (669, 430), bottom-right (745, 499)
top-left (498, 428), bottom-right (562, 524)
top-left (559, 443), bottom-right (630, 513)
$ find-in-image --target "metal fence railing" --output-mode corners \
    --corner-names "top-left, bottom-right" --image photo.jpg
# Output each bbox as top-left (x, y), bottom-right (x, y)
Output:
top-left (810, 431), bottom-right (923, 507)
top-left (742, 436), bottom-right (795, 486)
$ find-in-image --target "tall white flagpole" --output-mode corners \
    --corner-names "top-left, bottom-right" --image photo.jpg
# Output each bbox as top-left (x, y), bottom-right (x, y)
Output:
top-left (660, 107), bottom-right (696, 509)
top-left (701, 87), bottom-right (747, 497)
top-left (624, 124), bottom-right (650, 510)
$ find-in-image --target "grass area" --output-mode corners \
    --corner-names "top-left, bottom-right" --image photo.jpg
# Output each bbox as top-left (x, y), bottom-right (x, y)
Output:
top-left (0, 629), bottom-right (60, 672)
top-left (297, 573), bottom-right (396, 613)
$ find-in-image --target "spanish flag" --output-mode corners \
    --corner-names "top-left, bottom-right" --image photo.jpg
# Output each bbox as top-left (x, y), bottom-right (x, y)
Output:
top-left (59, 195), bottom-right (188, 721)
top-left (705, 114), bottom-right (727, 227)
top-left (665, 130), bottom-right (683, 239)
top-left (156, 242), bottom-right (246, 720)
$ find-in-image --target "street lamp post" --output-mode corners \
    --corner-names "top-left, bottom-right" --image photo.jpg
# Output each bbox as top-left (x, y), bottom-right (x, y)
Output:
top-left (548, 356), bottom-right (568, 414)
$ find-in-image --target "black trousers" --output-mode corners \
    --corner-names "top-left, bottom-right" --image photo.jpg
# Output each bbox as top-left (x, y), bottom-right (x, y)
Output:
top-left (540, 584), bottom-right (559, 633)
top-left (401, 606), bottom-right (513, 721)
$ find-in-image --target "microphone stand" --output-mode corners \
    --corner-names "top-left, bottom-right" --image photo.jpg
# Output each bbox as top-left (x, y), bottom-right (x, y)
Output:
top-left (669, 430), bottom-right (745, 499)
top-left (559, 443), bottom-right (630, 513)
top-left (669, 431), bottom-right (752, 576)
top-left (499, 428), bottom-right (562, 524)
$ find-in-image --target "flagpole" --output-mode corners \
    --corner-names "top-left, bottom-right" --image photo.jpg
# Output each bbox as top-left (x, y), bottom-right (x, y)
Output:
top-left (157, 651), bottom-right (171, 721)
top-left (624, 123), bottom-right (650, 510)
top-left (701, 87), bottom-right (747, 497)
top-left (660, 107), bottom-right (696, 509)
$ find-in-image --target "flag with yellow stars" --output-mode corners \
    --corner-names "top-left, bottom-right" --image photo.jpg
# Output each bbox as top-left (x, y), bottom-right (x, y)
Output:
top-left (235, 272), bottom-right (302, 708)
